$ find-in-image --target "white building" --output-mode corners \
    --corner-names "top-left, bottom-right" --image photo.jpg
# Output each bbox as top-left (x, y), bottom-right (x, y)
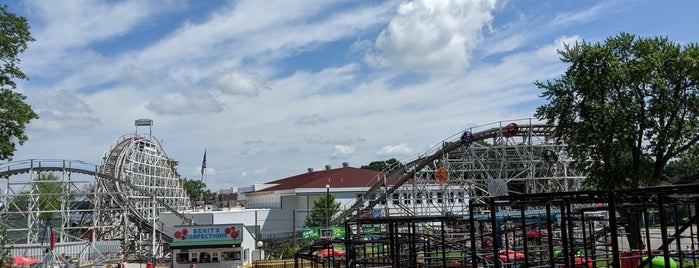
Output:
top-left (167, 223), bottom-right (259, 268)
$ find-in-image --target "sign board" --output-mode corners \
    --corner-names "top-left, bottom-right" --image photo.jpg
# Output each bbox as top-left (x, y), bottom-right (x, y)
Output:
top-left (171, 224), bottom-right (244, 245)
top-left (302, 228), bottom-right (320, 239)
top-left (332, 227), bottom-right (345, 239)
top-left (361, 226), bottom-right (381, 234)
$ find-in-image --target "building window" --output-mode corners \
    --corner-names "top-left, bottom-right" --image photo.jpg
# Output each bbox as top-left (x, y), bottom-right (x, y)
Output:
top-left (222, 251), bottom-right (241, 261)
top-left (176, 253), bottom-right (188, 263)
top-left (199, 252), bottom-right (212, 263)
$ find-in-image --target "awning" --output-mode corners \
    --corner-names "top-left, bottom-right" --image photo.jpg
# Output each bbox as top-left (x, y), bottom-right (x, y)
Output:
top-left (170, 240), bottom-right (241, 249)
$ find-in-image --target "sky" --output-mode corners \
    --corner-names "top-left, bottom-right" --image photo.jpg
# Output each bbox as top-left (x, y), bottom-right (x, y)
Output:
top-left (5, 0), bottom-right (698, 191)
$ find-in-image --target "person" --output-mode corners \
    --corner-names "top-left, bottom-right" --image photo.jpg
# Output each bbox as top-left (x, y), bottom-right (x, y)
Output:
top-left (189, 264), bottom-right (196, 268)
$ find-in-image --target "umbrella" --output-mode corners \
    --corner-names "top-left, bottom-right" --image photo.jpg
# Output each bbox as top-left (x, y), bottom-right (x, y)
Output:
top-left (317, 248), bottom-right (346, 257)
top-left (526, 228), bottom-right (548, 238)
top-left (13, 256), bottom-right (38, 266)
top-left (486, 249), bottom-right (524, 261)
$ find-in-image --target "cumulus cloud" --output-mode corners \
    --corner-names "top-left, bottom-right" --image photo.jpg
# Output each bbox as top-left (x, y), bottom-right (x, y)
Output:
top-left (32, 89), bottom-right (93, 114)
top-left (118, 64), bottom-right (161, 86)
top-left (375, 143), bottom-right (413, 156)
top-left (28, 89), bottom-right (100, 131)
top-left (367, 0), bottom-right (497, 74)
top-left (331, 144), bottom-right (355, 158)
top-left (31, 111), bottom-right (101, 131)
top-left (212, 69), bottom-right (271, 96)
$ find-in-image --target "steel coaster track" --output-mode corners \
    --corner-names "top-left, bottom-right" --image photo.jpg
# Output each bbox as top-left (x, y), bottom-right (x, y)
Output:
top-left (339, 119), bottom-right (584, 222)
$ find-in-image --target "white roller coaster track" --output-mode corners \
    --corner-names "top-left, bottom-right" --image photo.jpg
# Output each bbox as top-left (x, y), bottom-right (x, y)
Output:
top-left (0, 132), bottom-right (193, 265)
top-left (339, 118), bottom-right (586, 222)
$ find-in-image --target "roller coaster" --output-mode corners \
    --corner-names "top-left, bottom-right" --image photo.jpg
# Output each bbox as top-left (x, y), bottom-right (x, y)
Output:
top-left (0, 120), bottom-right (192, 265)
top-left (337, 118), bottom-right (584, 221)
top-left (4, 118), bottom-right (697, 268)
top-left (297, 119), bottom-right (699, 268)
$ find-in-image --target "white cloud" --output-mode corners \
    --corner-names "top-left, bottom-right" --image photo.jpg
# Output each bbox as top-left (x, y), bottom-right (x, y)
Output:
top-left (551, 1), bottom-right (613, 28)
top-left (8, 0), bottom-right (691, 191)
top-left (212, 69), bottom-right (271, 96)
top-left (331, 145), bottom-right (356, 158)
top-left (145, 91), bottom-right (223, 115)
top-left (27, 89), bottom-right (100, 131)
top-left (367, 0), bottom-right (498, 74)
top-left (375, 143), bottom-right (413, 156)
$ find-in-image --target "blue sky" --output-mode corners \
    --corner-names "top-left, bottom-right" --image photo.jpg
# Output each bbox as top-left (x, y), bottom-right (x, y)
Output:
top-left (6, 0), bottom-right (698, 190)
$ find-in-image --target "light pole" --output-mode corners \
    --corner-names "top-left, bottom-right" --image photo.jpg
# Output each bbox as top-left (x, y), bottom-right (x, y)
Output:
top-left (326, 184), bottom-right (330, 230)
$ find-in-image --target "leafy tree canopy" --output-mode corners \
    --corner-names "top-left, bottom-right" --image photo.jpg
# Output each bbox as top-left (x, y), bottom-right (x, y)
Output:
top-left (304, 193), bottom-right (340, 228)
top-left (182, 178), bottom-right (214, 203)
top-left (0, 4), bottom-right (38, 160)
top-left (10, 172), bottom-right (63, 219)
top-left (361, 158), bottom-right (403, 172)
top-left (535, 32), bottom-right (699, 250)
top-left (535, 32), bottom-right (699, 189)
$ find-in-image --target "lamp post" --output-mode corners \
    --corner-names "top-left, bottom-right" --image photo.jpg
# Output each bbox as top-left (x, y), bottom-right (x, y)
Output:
top-left (326, 184), bottom-right (330, 230)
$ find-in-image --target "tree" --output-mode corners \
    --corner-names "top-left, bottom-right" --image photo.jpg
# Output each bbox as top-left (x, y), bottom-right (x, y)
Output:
top-left (304, 193), bottom-right (340, 228)
top-left (361, 158), bottom-right (403, 172)
top-left (10, 173), bottom-right (63, 219)
top-left (535, 32), bottom-right (699, 249)
top-left (267, 240), bottom-right (296, 260)
top-left (664, 145), bottom-right (699, 184)
top-left (0, 226), bottom-right (12, 267)
top-left (0, 4), bottom-right (38, 160)
top-left (182, 178), bottom-right (214, 203)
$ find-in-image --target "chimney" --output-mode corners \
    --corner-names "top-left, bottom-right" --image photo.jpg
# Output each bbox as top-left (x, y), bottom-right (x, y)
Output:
top-left (307, 168), bottom-right (314, 173)
top-left (342, 162), bottom-right (349, 168)
top-left (325, 165), bottom-right (331, 170)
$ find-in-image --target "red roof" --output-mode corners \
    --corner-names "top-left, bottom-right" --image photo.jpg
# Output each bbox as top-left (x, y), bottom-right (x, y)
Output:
top-left (251, 167), bottom-right (383, 193)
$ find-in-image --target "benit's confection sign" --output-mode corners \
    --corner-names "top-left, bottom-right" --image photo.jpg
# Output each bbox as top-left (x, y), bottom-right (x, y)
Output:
top-left (172, 224), bottom-right (244, 242)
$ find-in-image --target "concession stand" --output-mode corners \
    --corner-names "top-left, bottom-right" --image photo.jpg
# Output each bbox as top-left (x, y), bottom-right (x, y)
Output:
top-left (169, 224), bottom-right (259, 268)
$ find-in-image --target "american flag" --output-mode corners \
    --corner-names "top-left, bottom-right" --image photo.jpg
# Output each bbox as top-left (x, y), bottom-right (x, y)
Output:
top-left (201, 150), bottom-right (207, 176)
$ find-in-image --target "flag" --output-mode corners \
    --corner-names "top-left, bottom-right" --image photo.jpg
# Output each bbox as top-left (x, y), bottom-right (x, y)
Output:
top-left (200, 149), bottom-right (207, 176)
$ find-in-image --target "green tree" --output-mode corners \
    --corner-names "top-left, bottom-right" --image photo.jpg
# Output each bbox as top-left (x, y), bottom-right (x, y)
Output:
top-left (304, 193), bottom-right (340, 228)
top-left (0, 4), bottom-right (38, 160)
top-left (535, 32), bottom-right (699, 249)
top-left (664, 145), bottom-right (699, 184)
top-left (10, 173), bottom-right (63, 219)
top-left (182, 178), bottom-right (214, 203)
top-left (267, 240), bottom-right (296, 259)
top-left (0, 226), bottom-right (12, 267)
top-left (361, 158), bottom-right (403, 172)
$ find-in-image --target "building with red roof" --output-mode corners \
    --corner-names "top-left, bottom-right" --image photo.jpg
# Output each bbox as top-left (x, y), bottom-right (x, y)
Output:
top-left (243, 163), bottom-right (383, 210)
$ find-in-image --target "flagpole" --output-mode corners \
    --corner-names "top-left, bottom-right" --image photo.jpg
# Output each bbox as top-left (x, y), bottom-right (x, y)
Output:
top-left (201, 149), bottom-right (207, 182)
